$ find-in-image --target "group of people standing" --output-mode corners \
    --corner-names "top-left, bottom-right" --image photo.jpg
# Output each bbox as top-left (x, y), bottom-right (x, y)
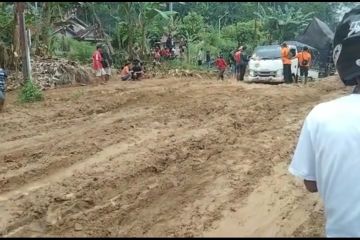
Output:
top-left (233, 46), bottom-right (249, 81)
top-left (281, 42), bottom-right (312, 84)
top-left (212, 46), bottom-right (250, 81)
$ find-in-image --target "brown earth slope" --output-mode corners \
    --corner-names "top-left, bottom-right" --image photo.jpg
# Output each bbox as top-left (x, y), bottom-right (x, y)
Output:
top-left (0, 75), bottom-right (347, 237)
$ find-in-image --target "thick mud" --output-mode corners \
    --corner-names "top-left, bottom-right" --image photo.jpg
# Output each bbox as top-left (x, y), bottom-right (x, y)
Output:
top-left (0, 75), bottom-right (347, 237)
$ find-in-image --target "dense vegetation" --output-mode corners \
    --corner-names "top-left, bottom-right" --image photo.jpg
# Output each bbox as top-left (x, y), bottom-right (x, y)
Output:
top-left (0, 2), bottom-right (358, 69)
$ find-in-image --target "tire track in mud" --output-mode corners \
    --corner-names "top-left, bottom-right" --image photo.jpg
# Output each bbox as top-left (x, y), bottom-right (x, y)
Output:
top-left (0, 107), bottom-right (157, 194)
top-left (2, 126), bottom-right (215, 236)
top-left (0, 81), bottom-right (206, 194)
top-left (0, 84), bottom-right (278, 236)
top-left (4, 87), bottom-right (310, 234)
top-left (0, 129), bottom-right (158, 202)
top-left (0, 79), bottom-right (229, 236)
top-left (204, 82), bottom-right (347, 237)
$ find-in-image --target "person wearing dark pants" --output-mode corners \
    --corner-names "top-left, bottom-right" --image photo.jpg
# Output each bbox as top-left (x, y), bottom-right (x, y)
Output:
top-left (239, 46), bottom-right (249, 81)
top-left (300, 66), bottom-right (309, 84)
top-left (206, 50), bottom-right (211, 69)
top-left (283, 64), bottom-right (292, 83)
top-left (239, 65), bottom-right (246, 81)
top-left (281, 42), bottom-right (293, 83)
top-left (296, 46), bottom-right (312, 84)
top-left (0, 68), bottom-right (7, 112)
top-left (234, 47), bottom-right (242, 81)
top-left (131, 59), bottom-right (144, 80)
top-left (218, 69), bottom-right (225, 80)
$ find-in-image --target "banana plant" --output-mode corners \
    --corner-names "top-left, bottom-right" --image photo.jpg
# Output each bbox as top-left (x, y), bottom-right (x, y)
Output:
top-left (254, 4), bottom-right (314, 43)
top-left (136, 2), bottom-right (176, 58)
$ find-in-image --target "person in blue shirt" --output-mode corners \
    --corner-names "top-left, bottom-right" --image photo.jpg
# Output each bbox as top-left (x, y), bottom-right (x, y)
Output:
top-left (0, 68), bottom-right (7, 112)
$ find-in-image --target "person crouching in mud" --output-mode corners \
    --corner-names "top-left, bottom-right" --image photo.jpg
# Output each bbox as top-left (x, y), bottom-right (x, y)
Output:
top-left (131, 59), bottom-right (144, 80)
top-left (120, 62), bottom-right (132, 81)
top-left (0, 68), bottom-right (7, 112)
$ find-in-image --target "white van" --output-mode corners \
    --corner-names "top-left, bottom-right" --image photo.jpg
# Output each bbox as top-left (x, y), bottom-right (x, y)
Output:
top-left (246, 45), bottom-right (318, 83)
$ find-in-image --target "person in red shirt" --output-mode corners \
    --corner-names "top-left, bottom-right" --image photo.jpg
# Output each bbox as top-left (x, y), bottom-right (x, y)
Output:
top-left (92, 45), bottom-right (106, 85)
top-left (234, 46), bottom-right (242, 80)
top-left (215, 54), bottom-right (228, 81)
top-left (165, 48), bottom-right (171, 59)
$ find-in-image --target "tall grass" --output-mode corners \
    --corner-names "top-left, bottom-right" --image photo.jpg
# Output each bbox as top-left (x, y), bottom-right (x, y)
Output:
top-left (50, 36), bottom-right (96, 64)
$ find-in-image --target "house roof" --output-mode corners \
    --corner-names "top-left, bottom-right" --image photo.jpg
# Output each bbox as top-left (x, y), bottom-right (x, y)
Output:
top-left (54, 14), bottom-right (88, 28)
top-left (68, 15), bottom-right (89, 28)
top-left (53, 13), bottom-right (109, 42)
top-left (53, 26), bottom-right (78, 36)
top-left (75, 25), bottom-right (95, 38)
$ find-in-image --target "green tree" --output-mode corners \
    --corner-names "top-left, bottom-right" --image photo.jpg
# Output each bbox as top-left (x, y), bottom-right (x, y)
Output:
top-left (136, 2), bottom-right (175, 57)
top-left (255, 4), bottom-right (314, 43)
top-left (222, 20), bottom-right (265, 51)
top-left (179, 12), bottom-right (205, 41)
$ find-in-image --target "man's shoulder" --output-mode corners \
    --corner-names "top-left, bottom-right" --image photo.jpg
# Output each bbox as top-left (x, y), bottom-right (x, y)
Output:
top-left (308, 95), bottom-right (352, 120)
top-left (319, 95), bottom-right (351, 106)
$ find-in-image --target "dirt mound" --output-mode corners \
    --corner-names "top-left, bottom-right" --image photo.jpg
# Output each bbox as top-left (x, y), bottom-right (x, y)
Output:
top-left (6, 57), bottom-right (93, 91)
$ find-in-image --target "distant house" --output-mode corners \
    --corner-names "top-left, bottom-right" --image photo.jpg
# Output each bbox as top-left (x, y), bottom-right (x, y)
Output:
top-left (53, 14), bottom-right (107, 42)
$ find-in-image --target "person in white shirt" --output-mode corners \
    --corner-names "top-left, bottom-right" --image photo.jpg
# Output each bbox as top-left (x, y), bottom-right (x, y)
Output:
top-left (289, 6), bottom-right (360, 237)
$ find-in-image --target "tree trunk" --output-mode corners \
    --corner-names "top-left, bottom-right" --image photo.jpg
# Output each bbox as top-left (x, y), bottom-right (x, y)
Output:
top-left (117, 25), bottom-right (121, 50)
top-left (13, 6), bottom-right (20, 71)
top-left (141, 23), bottom-right (147, 59)
top-left (39, 2), bottom-right (52, 56)
top-left (127, 3), bottom-right (134, 60)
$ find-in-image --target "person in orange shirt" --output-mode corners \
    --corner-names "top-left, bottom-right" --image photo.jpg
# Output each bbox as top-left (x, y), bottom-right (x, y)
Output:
top-left (281, 42), bottom-right (292, 83)
top-left (296, 46), bottom-right (312, 84)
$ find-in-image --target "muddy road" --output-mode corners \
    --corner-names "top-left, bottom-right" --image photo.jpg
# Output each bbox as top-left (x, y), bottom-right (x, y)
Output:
top-left (0, 76), bottom-right (347, 237)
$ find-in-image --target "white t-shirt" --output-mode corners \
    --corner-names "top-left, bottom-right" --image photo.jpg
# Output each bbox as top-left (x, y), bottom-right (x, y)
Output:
top-left (289, 94), bottom-right (360, 237)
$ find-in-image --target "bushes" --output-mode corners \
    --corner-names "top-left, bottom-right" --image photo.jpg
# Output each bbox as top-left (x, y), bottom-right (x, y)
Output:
top-left (67, 39), bottom-right (95, 64)
top-left (50, 36), bottom-right (95, 64)
top-left (19, 80), bottom-right (44, 103)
